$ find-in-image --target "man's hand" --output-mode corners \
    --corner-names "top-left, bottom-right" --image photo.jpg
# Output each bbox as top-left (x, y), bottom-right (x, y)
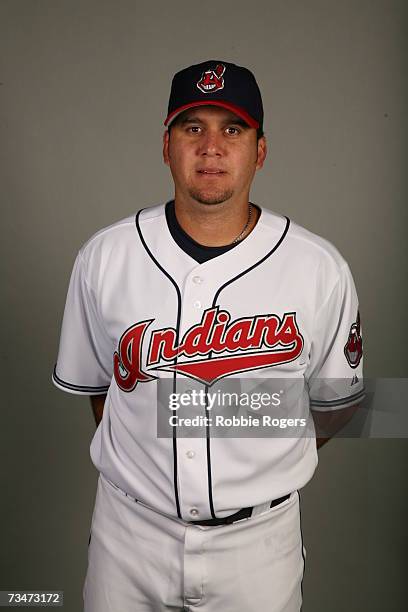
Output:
top-left (311, 404), bottom-right (360, 450)
top-left (90, 394), bottom-right (107, 427)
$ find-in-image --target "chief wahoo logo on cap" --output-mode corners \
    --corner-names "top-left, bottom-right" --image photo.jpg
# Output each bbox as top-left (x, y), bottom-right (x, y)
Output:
top-left (197, 64), bottom-right (226, 93)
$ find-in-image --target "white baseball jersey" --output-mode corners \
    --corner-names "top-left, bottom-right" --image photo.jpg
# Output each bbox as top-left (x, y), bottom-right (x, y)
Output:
top-left (52, 203), bottom-right (364, 521)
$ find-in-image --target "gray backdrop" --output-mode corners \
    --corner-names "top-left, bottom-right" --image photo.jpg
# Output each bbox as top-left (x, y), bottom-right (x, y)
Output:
top-left (1, 1), bottom-right (407, 610)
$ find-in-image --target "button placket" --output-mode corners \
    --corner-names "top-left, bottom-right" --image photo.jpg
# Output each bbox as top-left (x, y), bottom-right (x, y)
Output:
top-left (175, 273), bottom-right (213, 520)
top-left (177, 436), bottom-right (210, 520)
top-left (179, 272), bottom-right (213, 334)
top-left (192, 275), bottom-right (203, 310)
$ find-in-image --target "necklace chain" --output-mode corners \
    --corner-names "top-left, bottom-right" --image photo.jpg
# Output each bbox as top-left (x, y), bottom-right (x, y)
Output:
top-left (231, 203), bottom-right (253, 244)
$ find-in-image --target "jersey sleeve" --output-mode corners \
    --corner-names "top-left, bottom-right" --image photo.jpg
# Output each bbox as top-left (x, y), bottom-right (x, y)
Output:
top-left (305, 262), bottom-right (365, 411)
top-left (52, 251), bottom-right (113, 395)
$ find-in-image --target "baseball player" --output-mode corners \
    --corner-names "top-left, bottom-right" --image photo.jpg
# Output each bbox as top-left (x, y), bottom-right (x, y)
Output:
top-left (52, 60), bottom-right (364, 611)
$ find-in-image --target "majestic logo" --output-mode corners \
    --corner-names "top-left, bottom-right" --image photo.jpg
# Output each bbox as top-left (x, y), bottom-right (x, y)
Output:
top-left (344, 311), bottom-right (363, 368)
top-left (197, 64), bottom-right (226, 93)
top-left (113, 307), bottom-right (304, 391)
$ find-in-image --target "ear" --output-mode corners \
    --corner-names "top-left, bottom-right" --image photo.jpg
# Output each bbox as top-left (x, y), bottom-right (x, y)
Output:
top-left (255, 136), bottom-right (267, 170)
top-left (163, 130), bottom-right (170, 166)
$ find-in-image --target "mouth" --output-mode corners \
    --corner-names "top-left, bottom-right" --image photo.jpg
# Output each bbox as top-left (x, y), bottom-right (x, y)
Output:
top-left (197, 169), bottom-right (226, 175)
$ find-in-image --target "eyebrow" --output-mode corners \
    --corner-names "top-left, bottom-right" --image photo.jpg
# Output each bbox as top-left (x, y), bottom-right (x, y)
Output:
top-left (178, 115), bottom-right (249, 128)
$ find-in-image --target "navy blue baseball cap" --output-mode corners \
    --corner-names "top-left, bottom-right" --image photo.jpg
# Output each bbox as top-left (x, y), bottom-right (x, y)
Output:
top-left (164, 60), bottom-right (264, 130)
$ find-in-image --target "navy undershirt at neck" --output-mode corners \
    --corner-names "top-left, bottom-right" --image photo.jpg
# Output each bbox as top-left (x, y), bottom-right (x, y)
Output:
top-left (165, 200), bottom-right (257, 264)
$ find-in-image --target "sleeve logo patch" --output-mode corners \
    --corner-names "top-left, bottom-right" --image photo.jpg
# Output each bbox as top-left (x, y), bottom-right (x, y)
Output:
top-left (344, 310), bottom-right (363, 369)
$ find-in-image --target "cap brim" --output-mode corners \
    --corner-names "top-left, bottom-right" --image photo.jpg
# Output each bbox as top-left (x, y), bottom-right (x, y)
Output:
top-left (164, 100), bottom-right (259, 129)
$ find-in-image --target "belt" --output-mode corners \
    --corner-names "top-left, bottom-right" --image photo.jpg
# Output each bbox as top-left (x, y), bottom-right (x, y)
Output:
top-left (189, 493), bottom-right (291, 527)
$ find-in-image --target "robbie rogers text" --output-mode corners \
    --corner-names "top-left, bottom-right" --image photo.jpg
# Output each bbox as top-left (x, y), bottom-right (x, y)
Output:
top-left (169, 415), bottom-right (307, 429)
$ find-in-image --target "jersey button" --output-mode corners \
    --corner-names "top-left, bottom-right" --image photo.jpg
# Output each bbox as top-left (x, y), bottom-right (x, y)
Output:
top-left (194, 300), bottom-right (202, 309)
top-left (186, 450), bottom-right (195, 459)
top-left (189, 508), bottom-right (199, 517)
top-left (192, 276), bottom-right (203, 284)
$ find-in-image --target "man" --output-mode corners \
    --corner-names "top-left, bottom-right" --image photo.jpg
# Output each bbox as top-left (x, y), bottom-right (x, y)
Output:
top-left (52, 60), bottom-right (364, 611)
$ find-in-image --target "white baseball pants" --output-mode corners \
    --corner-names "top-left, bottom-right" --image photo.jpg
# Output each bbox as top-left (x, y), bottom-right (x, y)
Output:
top-left (83, 473), bottom-right (306, 611)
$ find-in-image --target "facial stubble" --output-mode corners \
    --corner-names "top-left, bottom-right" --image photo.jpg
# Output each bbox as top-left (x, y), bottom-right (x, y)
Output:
top-left (187, 187), bottom-right (234, 206)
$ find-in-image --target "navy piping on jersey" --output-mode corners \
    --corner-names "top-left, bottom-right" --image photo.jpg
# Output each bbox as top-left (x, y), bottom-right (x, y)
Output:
top-left (135, 205), bottom-right (290, 520)
top-left (52, 365), bottom-right (110, 394)
top-left (135, 208), bottom-right (183, 520)
top-left (310, 387), bottom-right (365, 408)
top-left (298, 489), bottom-right (306, 608)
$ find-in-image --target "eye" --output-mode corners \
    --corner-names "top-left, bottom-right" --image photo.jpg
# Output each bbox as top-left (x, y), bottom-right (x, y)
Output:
top-left (187, 126), bottom-right (202, 134)
top-left (225, 126), bottom-right (241, 136)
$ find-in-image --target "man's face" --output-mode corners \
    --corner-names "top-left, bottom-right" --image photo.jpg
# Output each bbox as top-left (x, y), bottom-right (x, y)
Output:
top-left (163, 106), bottom-right (267, 206)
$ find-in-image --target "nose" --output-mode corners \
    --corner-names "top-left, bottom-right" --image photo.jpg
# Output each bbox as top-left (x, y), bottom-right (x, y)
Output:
top-left (198, 130), bottom-right (224, 157)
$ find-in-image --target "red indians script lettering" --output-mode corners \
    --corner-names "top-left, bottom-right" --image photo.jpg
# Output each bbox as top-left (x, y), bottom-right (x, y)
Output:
top-left (113, 307), bottom-right (304, 390)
